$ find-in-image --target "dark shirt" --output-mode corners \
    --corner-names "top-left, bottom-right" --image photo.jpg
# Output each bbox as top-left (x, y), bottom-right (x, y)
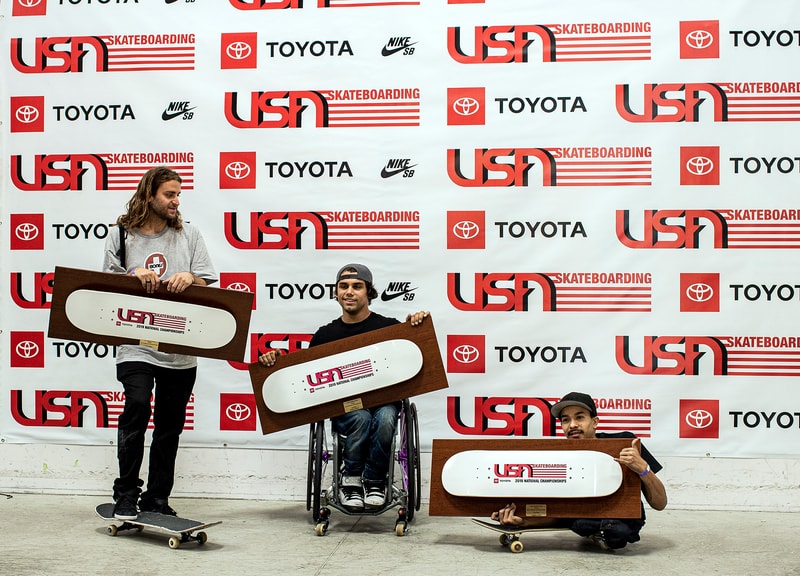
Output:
top-left (309, 312), bottom-right (400, 347)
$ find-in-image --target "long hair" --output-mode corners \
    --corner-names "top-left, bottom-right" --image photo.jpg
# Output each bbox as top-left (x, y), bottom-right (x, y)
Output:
top-left (115, 166), bottom-right (183, 231)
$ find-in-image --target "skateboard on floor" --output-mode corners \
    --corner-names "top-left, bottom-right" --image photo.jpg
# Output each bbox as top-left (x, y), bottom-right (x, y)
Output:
top-left (96, 503), bottom-right (221, 549)
top-left (471, 518), bottom-right (569, 553)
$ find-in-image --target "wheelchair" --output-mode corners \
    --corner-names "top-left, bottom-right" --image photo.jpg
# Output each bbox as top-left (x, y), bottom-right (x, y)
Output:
top-left (306, 398), bottom-right (421, 536)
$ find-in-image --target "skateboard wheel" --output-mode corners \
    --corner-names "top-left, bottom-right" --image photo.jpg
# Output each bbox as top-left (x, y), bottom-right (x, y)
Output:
top-left (499, 534), bottom-right (509, 546)
top-left (395, 523), bottom-right (407, 537)
top-left (107, 525), bottom-right (118, 537)
top-left (168, 536), bottom-right (181, 549)
top-left (197, 532), bottom-right (208, 545)
top-left (509, 541), bottom-right (524, 554)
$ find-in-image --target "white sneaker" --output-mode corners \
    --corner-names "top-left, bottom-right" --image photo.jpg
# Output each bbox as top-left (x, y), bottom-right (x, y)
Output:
top-left (339, 476), bottom-right (364, 509)
top-left (364, 481), bottom-right (386, 508)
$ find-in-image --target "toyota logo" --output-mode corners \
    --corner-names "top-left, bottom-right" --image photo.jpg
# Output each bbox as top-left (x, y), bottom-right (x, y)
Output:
top-left (15, 222), bottom-right (40, 241)
top-left (226, 282), bottom-right (252, 292)
top-left (685, 409), bottom-right (713, 429)
top-left (226, 42), bottom-right (252, 60)
top-left (226, 403), bottom-right (251, 421)
top-left (685, 30), bottom-right (714, 50)
top-left (16, 340), bottom-right (40, 359)
top-left (17, 0), bottom-right (43, 8)
top-left (686, 283), bottom-right (714, 302)
top-left (453, 97), bottom-right (480, 116)
top-left (225, 162), bottom-right (251, 180)
top-left (452, 344), bottom-right (480, 364)
top-left (686, 156), bottom-right (714, 176)
top-left (15, 105), bottom-right (39, 124)
top-left (452, 220), bottom-right (479, 240)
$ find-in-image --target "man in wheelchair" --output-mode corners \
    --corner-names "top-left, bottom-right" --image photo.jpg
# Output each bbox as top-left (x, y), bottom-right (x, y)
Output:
top-left (260, 263), bottom-right (428, 510)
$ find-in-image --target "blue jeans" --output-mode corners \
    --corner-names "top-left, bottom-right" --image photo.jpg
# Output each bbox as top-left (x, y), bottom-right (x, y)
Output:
top-left (570, 518), bottom-right (644, 549)
top-left (331, 402), bottom-right (400, 482)
top-left (113, 362), bottom-right (196, 502)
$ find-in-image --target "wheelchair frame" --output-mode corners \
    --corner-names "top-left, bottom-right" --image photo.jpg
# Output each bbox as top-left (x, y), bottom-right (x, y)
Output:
top-left (306, 398), bottom-right (421, 536)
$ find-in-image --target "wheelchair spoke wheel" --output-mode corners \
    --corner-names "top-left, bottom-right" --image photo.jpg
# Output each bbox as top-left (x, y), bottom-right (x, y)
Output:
top-left (410, 402), bottom-right (422, 512)
top-left (307, 421), bottom-right (325, 521)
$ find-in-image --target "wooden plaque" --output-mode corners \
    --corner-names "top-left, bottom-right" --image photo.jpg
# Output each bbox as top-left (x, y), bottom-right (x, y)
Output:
top-left (429, 438), bottom-right (643, 519)
top-left (249, 317), bottom-right (448, 434)
top-left (47, 266), bottom-right (254, 361)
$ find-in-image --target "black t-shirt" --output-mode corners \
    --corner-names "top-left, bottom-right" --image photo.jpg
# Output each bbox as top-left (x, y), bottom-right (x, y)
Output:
top-left (309, 312), bottom-right (400, 347)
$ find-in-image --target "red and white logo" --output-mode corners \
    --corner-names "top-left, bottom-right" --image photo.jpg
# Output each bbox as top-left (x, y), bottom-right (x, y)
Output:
top-left (221, 33), bottom-right (258, 69)
top-left (680, 21), bottom-right (719, 59)
top-left (448, 87), bottom-right (485, 126)
top-left (12, 0), bottom-right (47, 16)
top-left (220, 393), bottom-right (257, 431)
top-left (10, 331), bottom-right (45, 368)
top-left (144, 253), bottom-right (168, 278)
top-left (447, 334), bottom-right (485, 373)
top-left (680, 146), bottom-right (720, 185)
top-left (680, 273), bottom-right (720, 312)
top-left (447, 211), bottom-right (485, 249)
top-left (679, 399), bottom-right (719, 438)
top-left (220, 152), bottom-right (257, 189)
top-left (11, 96), bottom-right (45, 132)
top-left (220, 272), bottom-right (257, 310)
top-left (10, 214), bottom-right (45, 250)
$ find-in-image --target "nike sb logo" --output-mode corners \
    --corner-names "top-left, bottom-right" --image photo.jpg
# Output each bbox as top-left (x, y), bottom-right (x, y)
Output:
top-left (162, 101), bottom-right (197, 121)
top-left (381, 158), bottom-right (417, 178)
top-left (381, 36), bottom-right (417, 57)
top-left (380, 281), bottom-right (417, 302)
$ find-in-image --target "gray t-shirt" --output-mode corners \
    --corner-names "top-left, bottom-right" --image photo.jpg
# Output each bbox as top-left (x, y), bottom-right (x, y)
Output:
top-left (103, 223), bottom-right (218, 369)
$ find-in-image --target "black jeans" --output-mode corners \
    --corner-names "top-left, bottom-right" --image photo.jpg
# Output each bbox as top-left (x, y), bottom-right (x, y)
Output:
top-left (570, 518), bottom-right (644, 549)
top-left (113, 362), bottom-right (196, 502)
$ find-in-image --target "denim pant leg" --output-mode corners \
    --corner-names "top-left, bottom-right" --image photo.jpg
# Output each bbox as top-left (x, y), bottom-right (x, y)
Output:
top-left (363, 402), bottom-right (400, 483)
top-left (141, 366), bottom-right (196, 501)
top-left (113, 362), bottom-right (156, 498)
top-left (332, 409), bottom-right (372, 477)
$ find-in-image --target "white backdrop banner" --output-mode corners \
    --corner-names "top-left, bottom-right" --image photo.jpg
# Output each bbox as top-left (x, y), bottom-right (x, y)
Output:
top-left (3, 0), bottom-right (800, 458)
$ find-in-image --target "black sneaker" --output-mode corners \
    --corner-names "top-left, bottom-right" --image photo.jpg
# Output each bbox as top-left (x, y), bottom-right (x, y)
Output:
top-left (363, 480), bottom-right (386, 508)
top-left (338, 476), bottom-right (364, 509)
top-left (113, 494), bottom-right (138, 520)
top-left (139, 497), bottom-right (177, 516)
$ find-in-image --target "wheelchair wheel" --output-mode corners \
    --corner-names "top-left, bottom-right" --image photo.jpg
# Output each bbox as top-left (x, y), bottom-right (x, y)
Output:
top-left (306, 421), bottom-right (325, 521)
top-left (409, 402), bottom-right (422, 512)
top-left (401, 400), bottom-right (421, 521)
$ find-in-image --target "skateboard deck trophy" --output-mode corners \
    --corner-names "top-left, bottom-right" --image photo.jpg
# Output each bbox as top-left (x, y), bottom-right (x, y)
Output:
top-left (249, 316), bottom-right (448, 434)
top-left (48, 266), bottom-right (253, 361)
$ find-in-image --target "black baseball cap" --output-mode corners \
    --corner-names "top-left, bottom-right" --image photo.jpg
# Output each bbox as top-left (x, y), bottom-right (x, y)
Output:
top-left (550, 392), bottom-right (597, 418)
top-left (336, 263), bottom-right (373, 285)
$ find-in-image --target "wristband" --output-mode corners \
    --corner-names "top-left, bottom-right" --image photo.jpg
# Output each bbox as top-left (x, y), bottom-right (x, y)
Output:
top-left (638, 465), bottom-right (650, 477)
top-left (130, 268), bottom-right (136, 276)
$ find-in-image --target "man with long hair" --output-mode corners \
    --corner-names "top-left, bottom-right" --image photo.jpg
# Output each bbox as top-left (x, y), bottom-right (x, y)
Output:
top-left (102, 166), bottom-right (217, 519)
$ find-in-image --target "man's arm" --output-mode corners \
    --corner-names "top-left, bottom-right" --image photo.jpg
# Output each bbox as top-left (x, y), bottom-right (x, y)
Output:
top-left (616, 438), bottom-right (667, 511)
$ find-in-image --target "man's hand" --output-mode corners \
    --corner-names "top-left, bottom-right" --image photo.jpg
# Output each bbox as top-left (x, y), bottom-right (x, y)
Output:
top-left (258, 351), bottom-right (280, 367)
top-left (490, 503), bottom-right (525, 526)
top-left (615, 438), bottom-right (648, 475)
top-left (405, 310), bottom-right (430, 326)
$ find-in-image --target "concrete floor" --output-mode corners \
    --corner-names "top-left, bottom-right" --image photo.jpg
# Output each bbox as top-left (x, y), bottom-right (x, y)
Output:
top-left (1, 493), bottom-right (798, 576)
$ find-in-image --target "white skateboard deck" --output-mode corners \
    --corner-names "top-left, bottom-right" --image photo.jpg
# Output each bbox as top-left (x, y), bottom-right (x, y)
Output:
top-left (441, 450), bottom-right (622, 498)
top-left (263, 338), bottom-right (423, 413)
top-left (65, 289), bottom-right (237, 349)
